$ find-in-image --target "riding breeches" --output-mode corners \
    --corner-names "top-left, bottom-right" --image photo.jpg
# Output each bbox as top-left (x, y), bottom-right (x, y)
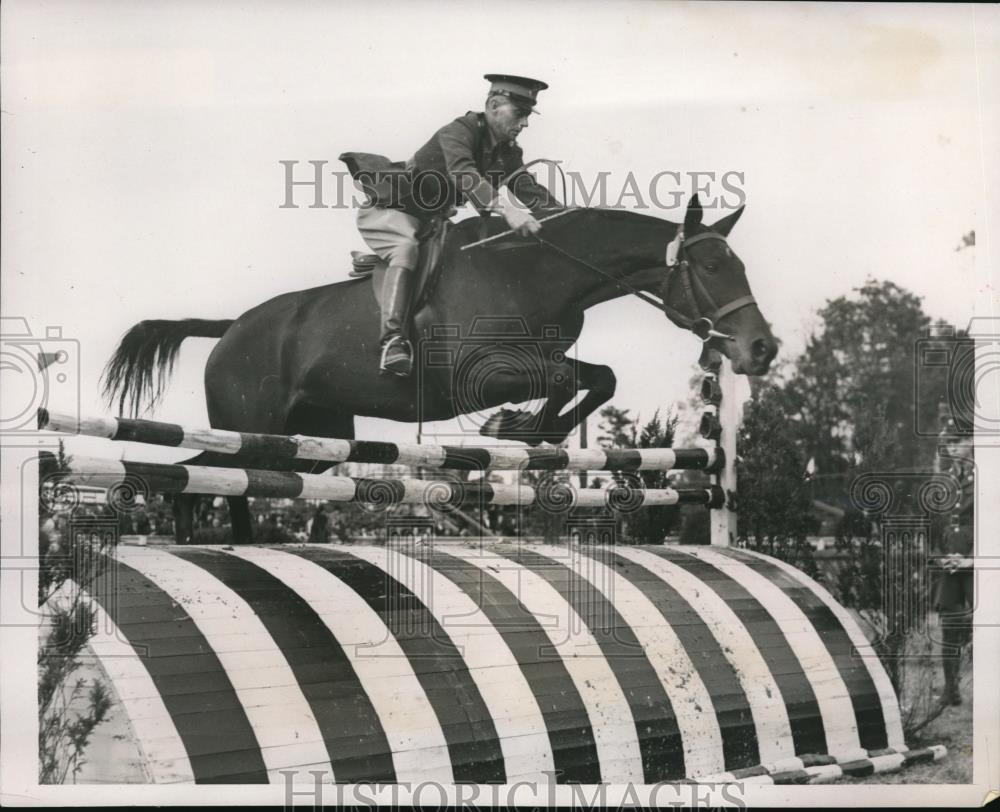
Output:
top-left (356, 205), bottom-right (421, 270)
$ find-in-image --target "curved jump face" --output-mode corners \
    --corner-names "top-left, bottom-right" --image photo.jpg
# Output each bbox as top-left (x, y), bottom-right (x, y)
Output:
top-left (74, 542), bottom-right (922, 785)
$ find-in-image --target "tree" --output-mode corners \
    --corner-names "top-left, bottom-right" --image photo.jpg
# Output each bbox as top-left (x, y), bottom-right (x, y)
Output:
top-left (736, 383), bottom-right (819, 576)
top-left (784, 279), bottom-right (942, 477)
top-left (529, 404), bottom-right (686, 546)
top-left (596, 406), bottom-right (636, 448)
top-left (620, 410), bottom-right (682, 544)
top-left (828, 403), bottom-right (951, 736)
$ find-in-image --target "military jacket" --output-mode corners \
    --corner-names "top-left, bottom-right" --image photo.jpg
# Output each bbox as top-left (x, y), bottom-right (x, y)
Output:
top-left (405, 111), bottom-right (555, 217)
top-left (341, 112), bottom-right (556, 220)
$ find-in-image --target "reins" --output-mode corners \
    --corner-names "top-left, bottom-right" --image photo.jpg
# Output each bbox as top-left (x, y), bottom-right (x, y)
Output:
top-left (531, 235), bottom-right (668, 312)
top-left (460, 207), bottom-right (758, 343)
top-left (535, 222), bottom-right (758, 343)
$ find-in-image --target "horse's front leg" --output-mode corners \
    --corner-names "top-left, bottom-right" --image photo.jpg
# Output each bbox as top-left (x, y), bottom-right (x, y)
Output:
top-left (531, 359), bottom-right (617, 445)
top-left (478, 359), bottom-right (616, 447)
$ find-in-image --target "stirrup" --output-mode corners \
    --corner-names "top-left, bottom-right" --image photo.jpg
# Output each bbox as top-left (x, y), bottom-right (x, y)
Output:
top-left (379, 335), bottom-right (413, 377)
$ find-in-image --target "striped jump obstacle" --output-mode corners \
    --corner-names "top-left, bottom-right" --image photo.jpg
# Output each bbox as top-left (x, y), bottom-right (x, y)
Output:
top-left (41, 453), bottom-right (724, 509)
top-left (38, 404), bottom-right (728, 511)
top-left (40, 361), bottom-right (943, 785)
top-left (70, 541), bottom-right (941, 785)
top-left (38, 409), bottom-right (724, 473)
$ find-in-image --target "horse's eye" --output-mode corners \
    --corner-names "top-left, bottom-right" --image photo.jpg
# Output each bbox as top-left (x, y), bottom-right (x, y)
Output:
top-left (704, 262), bottom-right (718, 273)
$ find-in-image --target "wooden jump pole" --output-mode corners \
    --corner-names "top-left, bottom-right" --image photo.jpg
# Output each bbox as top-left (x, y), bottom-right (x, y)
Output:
top-left (37, 409), bottom-right (724, 474)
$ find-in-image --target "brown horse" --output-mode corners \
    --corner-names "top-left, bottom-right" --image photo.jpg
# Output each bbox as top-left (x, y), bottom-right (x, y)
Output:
top-left (103, 196), bottom-right (776, 542)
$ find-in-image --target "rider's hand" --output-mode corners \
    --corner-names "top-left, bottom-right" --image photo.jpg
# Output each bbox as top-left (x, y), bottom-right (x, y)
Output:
top-left (494, 186), bottom-right (542, 238)
top-left (943, 553), bottom-right (963, 574)
top-left (503, 206), bottom-right (542, 238)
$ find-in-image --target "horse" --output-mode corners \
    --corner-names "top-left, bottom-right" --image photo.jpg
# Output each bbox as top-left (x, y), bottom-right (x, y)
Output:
top-left (102, 195), bottom-right (777, 542)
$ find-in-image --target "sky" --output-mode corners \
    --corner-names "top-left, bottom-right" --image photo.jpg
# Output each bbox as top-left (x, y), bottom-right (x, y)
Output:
top-left (2, 0), bottom-right (998, 462)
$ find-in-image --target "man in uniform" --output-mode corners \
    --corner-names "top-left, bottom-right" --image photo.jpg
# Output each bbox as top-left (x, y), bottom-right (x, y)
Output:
top-left (935, 513), bottom-right (973, 705)
top-left (347, 74), bottom-right (560, 377)
top-left (933, 404), bottom-right (975, 706)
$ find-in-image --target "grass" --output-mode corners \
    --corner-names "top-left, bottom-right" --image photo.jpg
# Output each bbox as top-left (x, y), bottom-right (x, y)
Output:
top-left (841, 655), bottom-right (973, 784)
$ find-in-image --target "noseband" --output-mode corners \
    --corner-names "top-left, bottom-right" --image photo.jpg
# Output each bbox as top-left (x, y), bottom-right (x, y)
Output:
top-left (662, 228), bottom-right (757, 342)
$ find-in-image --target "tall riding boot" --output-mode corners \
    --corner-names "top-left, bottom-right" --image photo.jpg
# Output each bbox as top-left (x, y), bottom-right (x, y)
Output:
top-left (379, 265), bottom-right (415, 377)
top-left (941, 616), bottom-right (964, 705)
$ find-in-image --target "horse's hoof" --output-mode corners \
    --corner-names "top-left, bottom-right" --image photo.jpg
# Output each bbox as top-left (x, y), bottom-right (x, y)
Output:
top-left (479, 409), bottom-right (540, 445)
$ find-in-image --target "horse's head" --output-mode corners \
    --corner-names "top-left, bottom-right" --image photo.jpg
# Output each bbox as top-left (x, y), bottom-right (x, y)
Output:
top-left (661, 195), bottom-right (777, 375)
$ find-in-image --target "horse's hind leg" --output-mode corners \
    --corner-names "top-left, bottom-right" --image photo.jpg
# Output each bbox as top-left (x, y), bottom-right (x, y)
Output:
top-left (171, 493), bottom-right (196, 544)
top-left (227, 497), bottom-right (254, 545)
top-left (222, 403), bottom-right (355, 546)
top-left (189, 399), bottom-right (355, 544)
top-left (171, 450), bottom-right (257, 544)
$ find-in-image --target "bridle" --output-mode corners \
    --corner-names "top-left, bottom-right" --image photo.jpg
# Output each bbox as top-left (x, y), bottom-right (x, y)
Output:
top-left (533, 222), bottom-right (758, 343)
top-left (660, 227), bottom-right (758, 342)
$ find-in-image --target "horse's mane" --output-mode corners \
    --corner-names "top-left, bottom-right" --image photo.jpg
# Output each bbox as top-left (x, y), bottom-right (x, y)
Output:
top-left (579, 206), bottom-right (679, 229)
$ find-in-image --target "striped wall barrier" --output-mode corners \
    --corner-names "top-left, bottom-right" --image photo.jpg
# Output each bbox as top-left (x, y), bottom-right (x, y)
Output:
top-left (73, 541), bottom-right (940, 785)
top-left (41, 453), bottom-right (725, 509)
top-left (38, 410), bottom-right (723, 473)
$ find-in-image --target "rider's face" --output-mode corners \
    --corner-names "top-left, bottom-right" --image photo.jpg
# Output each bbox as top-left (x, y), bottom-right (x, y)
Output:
top-left (488, 98), bottom-right (532, 142)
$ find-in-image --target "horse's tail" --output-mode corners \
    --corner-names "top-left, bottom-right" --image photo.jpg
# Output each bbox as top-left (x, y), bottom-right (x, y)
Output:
top-left (101, 319), bottom-right (234, 417)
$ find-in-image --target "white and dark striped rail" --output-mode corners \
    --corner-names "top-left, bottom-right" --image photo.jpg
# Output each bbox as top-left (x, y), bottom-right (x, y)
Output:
top-left (41, 453), bottom-right (724, 509)
top-left (38, 409), bottom-right (723, 473)
top-left (68, 541), bottom-right (932, 785)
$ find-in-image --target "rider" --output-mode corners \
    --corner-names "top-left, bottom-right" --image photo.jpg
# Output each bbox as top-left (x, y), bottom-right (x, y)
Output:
top-left (352, 74), bottom-right (560, 377)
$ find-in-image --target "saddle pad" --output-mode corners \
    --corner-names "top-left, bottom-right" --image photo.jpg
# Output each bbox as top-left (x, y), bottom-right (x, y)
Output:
top-left (349, 251), bottom-right (380, 277)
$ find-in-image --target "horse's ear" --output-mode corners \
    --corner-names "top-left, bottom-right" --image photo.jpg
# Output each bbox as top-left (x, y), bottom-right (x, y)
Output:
top-left (712, 205), bottom-right (745, 237)
top-left (684, 194), bottom-right (704, 231)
